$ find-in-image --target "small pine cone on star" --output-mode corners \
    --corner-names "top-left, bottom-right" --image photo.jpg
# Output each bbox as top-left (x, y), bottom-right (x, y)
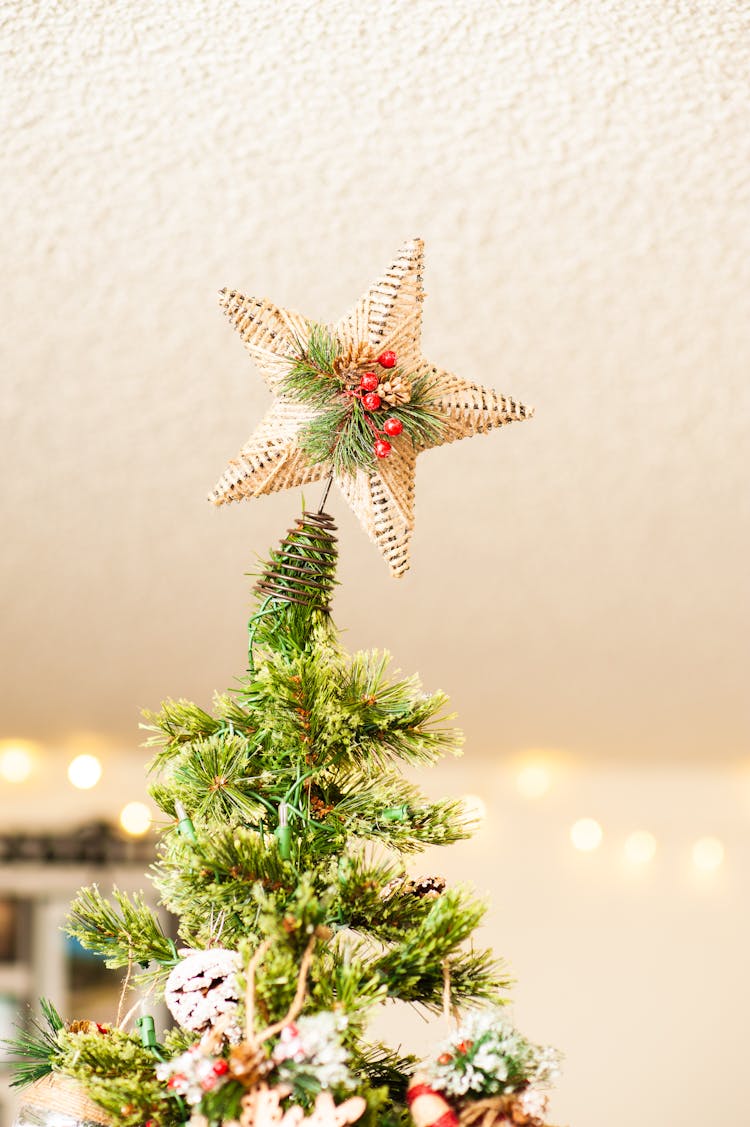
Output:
top-left (377, 374), bottom-right (412, 405)
top-left (332, 342), bottom-right (374, 384)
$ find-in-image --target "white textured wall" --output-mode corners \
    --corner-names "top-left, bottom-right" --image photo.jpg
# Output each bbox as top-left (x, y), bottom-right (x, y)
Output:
top-left (1, 0), bottom-right (748, 765)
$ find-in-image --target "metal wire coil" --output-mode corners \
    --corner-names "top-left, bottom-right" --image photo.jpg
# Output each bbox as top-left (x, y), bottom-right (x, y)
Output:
top-left (254, 510), bottom-right (338, 610)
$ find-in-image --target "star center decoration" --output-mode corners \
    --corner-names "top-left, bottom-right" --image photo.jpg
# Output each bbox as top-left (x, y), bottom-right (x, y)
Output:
top-left (209, 238), bottom-right (533, 577)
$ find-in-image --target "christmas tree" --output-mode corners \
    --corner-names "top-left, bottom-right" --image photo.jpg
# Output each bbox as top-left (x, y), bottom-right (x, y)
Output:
top-left (5, 241), bottom-right (561, 1127)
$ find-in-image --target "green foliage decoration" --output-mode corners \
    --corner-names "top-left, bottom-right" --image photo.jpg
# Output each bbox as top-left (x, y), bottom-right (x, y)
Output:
top-left (57, 1027), bottom-right (180, 1127)
top-left (280, 325), bottom-right (445, 474)
top-left (7, 504), bottom-right (525, 1125)
top-left (1, 999), bottom-right (64, 1088)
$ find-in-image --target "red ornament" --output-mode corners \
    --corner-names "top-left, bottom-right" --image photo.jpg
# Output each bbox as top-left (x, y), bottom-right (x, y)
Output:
top-left (167, 1076), bottom-right (185, 1091)
top-left (360, 372), bottom-right (379, 391)
top-left (437, 1052), bottom-right (453, 1065)
top-left (383, 417), bottom-right (403, 436)
top-left (362, 392), bottom-right (382, 411)
top-left (407, 1076), bottom-right (459, 1127)
top-left (212, 1059), bottom-right (229, 1076)
top-left (145, 1121), bottom-right (156, 1127)
top-left (374, 438), bottom-right (392, 459)
top-left (200, 1074), bottom-right (217, 1092)
top-left (377, 350), bottom-right (397, 368)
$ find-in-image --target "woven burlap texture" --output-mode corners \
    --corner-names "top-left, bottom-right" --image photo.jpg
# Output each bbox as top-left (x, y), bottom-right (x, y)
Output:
top-left (19, 1074), bottom-right (111, 1125)
top-left (458, 1094), bottom-right (556, 1127)
top-left (210, 238), bottom-right (533, 577)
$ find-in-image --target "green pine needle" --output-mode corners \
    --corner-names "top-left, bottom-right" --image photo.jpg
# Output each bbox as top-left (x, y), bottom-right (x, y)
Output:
top-left (66, 886), bottom-right (175, 969)
top-left (2, 998), bottom-right (64, 1088)
top-left (280, 325), bottom-right (445, 474)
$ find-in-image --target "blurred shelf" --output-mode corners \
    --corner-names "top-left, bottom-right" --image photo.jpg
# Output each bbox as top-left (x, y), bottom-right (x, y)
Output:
top-left (0, 822), bottom-right (171, 1127)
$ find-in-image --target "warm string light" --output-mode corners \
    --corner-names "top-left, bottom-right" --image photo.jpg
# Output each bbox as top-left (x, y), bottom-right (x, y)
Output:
top-left (570, 818), bottom-right (603, 852)
top-left (119, 801), bottom-right (152, 837)
top-left (67, 753), bottom-right (102, 789)
top-left (623, 830), bottom-right (657, 866)
top-left (515, 764), bottom-right (552, 800)
top-left (691, 836), bottom-right (724, 872)
top-left (0, 741), bottom-right (731, 874)
top-left (0, 740), bottom-right (36, 783)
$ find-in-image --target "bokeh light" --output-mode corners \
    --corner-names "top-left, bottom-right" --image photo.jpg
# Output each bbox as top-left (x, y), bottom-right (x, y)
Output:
top-left (67, 753), bottom-right (102, 790)
top-left (0, 740), bottom-right (35, 783)
top-left (570, 817), bottom-right (603, 852)
top-left (624, 830), bottom-right (657, 866)
top-left (516, 763), bottom-right (552, 799)
top-left (692, 836), bottom-right (724, 872)
top-left (119, 801), bottom-right (152, 836)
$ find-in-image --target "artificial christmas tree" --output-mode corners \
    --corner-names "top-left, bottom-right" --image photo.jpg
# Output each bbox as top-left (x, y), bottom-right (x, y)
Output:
top-left (5, 242), bottom-right (560, 1127)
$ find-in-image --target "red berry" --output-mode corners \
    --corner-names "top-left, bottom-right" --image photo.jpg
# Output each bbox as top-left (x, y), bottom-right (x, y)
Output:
top-left (438, 1053), bottom-right (453, 1065)
top-left (383, 417), bottom-right (403, 436)
top-left (200, 1075), bottom-right (217, 1091)
top-left (456, 1040), bottom-right (473, 1054)
top-left (166, 1077), bottom-right (184, 1091)
top-left (362, 392), bottom-right (381, 411)
top-left (377, 350), bottom-right (397, 368)
top-left (212, 1059), bottom-right (229, 1076)
top-left (374, 438), bottom-right (392, 458)
top-left (360, 372), bottom-right (379, 391)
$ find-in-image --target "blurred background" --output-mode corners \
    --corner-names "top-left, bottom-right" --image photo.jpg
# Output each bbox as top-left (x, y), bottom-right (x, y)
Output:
top-left (1, 2), bottom-right (749, 1125)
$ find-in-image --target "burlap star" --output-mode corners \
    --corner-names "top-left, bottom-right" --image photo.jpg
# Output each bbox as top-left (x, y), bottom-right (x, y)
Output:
top-left (209, 239), bottom-right (533, 577)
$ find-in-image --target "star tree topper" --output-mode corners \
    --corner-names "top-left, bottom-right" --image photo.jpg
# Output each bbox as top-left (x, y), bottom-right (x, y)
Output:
top-left (210, 239), bottom-right (533, 577)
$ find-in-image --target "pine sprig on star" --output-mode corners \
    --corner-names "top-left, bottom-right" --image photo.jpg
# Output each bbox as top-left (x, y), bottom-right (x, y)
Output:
top-left (281, 325), bottom-right (444, 475)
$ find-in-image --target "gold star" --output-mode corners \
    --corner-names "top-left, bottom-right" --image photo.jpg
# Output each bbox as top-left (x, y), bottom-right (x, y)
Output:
top-left (210, 239), bottom-right (533, 577)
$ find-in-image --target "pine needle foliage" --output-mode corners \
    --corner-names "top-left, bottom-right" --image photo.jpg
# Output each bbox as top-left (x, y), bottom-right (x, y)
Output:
top-left (67, 887), bottom-right (175, 969)
top-left (57, 1027), bottom-right (180, 1127)
top-left (280, 325), bottom-right (444, 474)
top-left (4, 504), bottom-right (515, 1121)
top-left (1, 999), bottom-right (64, 1087)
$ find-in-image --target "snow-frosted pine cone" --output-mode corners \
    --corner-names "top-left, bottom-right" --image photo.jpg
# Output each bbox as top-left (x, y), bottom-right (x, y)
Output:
top-left (165, 948), bottom-right (242, 1041)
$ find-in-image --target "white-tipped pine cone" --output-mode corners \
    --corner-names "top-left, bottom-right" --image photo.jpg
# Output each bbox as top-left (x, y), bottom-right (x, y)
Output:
top-left (165, 948), bottom-right (242, 1041)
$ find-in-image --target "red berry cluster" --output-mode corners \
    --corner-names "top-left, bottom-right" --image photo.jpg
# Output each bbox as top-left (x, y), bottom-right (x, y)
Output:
top-left (436, 1038), bottom-right (474, 1066)
top-left (354, 351), bottom-right (402, 459)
